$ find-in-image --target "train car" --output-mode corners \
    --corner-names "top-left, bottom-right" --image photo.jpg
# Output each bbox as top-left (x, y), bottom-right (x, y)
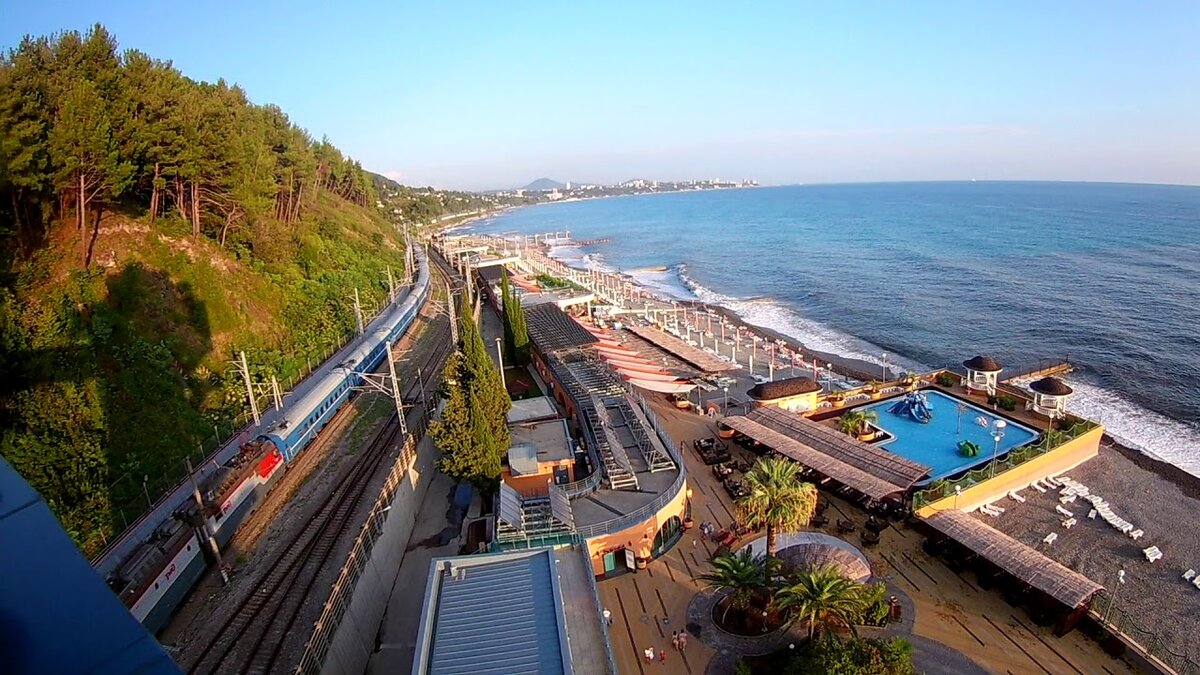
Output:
top-left (105, 245), bottom-right (432, 634)
top-left (111, 518), bottom-right (207, 635)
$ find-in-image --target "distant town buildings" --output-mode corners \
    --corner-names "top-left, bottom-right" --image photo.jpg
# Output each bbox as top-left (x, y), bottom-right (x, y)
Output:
top-left (491, 177), bottom-right (758, 202)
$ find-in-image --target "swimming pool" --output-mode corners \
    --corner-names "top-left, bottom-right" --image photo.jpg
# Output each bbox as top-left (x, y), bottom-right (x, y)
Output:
top-left (857, 390), bottom-right (1039, 482)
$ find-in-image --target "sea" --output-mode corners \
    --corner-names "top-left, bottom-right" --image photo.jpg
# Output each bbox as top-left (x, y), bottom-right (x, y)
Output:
top-left (467, 182), bottom-right (1200, 477)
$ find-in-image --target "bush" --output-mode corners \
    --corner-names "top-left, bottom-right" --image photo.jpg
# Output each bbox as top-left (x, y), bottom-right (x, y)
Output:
top-left (935, 372), bottom-right (958, 387)
top-left (786, 636), bottom-right (917, 675)
top-left (997, 395), bottom-right (1019, 411)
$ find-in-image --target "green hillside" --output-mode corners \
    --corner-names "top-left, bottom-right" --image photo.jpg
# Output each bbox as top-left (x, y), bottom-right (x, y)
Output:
top-left (0, 26), bottom-right (416, 555)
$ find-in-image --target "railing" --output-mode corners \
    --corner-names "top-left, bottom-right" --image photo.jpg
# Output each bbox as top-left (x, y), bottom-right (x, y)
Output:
top-left (579, 545), bottom-right (620, 675)
top-left (562, 464), bottom-right (604, 498)
top-left (911, 418), bottom-right (1100, 510)
top-left (1092, 593), bottom-right (1199, 675)
top-left (295, 432), bottom-right (421, 674)
top-left (575, 468), bottom-right (688, 539)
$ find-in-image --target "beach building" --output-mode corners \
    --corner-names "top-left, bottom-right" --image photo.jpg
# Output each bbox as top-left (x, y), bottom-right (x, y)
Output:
top-left (497, 303), bottom-right (689, 579)
top-left (962, 355), bottom-right (1003, 396)
top-left (410, 548), bottom-right (608, 675)
top-left (745, 375), bottom-right (823, 412)
top-left (1028, 376), bottom-right (1074, 419)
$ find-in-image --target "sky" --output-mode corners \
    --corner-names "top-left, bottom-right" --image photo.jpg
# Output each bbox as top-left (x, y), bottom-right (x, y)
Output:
top-left (4, 1), bottom-right (1199, 190)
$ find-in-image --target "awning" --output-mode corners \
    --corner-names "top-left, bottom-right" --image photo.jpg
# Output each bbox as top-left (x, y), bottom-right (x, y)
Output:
top-left (925, 510), bottom-right (1104, 608)
top-left (722, 416), bottom-right (911, 500)
top-left (624, 378), bottom-right (696, 394)
top-left (625, 325), bottom-right (739, 373)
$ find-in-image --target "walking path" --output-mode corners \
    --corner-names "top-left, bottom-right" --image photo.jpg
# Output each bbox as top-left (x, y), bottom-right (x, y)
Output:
top-left (594, 397), bottom-right (1138, 674)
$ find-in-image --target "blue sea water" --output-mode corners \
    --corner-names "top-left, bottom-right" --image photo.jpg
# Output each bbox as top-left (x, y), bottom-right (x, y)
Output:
top-left (470, 182), bottom-right (1200, 476)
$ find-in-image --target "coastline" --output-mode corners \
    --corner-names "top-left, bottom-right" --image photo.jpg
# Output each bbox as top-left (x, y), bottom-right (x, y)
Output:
top-left (520, 242), bottom-right (1200, 501)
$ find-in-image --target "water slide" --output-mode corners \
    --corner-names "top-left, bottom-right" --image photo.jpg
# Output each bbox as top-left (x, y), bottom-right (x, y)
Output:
top-left (888, 392), bottom-right (934, 423)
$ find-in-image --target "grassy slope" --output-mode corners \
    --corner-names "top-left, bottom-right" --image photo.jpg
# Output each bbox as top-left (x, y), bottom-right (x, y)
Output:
top-left (0, 193), bottom-right (408, 555)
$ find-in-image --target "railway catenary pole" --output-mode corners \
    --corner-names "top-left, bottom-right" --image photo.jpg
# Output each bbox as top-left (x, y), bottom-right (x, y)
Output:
top-left (186, 457), bottom-right (229, 585)
top-left (386, 340), bottom-right (408, 435)
top-left (386, 266), bottom-right (396, 302)
top-left (353, 288), bottom-right (364, 336)
top-left (271, 375), bottom-right (283, 410)
top-left (238, 351), bottom-right (261, 426)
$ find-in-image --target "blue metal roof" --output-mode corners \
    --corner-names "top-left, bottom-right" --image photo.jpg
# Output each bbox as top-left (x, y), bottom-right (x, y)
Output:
top-left (414, 548), bottom-right (571, 675)
top-left (0, 457), bottom-right (179, 674)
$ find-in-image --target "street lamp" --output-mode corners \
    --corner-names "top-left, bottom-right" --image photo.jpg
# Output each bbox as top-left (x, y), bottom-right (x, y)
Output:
top-left (494, 337), bottom-right (506, 391)
top-left (1104, 569), bottom-right (1126, 623)
top-left (990, 419), bottom-right (1007, 478)
top-left (142, 475), bottom-right (152, 508)
top-left (954, 485), bottom-right (962, 509)
top-left (722, 386), bottom-right (729, 413)
top-left (881, 352), bottom-right (888, 382)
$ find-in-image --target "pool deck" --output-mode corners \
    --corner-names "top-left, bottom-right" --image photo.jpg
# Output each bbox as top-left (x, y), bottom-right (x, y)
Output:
top-left (594, 397), bottom-right (1138, 674)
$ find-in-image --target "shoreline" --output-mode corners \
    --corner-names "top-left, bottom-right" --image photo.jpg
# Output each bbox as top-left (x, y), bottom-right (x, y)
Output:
top-left (520, 243), bottom-right (1200, 500)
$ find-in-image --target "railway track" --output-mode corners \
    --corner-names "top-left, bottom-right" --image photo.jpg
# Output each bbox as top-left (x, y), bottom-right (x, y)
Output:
top-left (185, 246), bottom-right (461, 674)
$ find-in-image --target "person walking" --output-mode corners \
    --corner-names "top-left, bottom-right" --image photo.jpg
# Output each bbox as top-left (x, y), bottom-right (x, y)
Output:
top-left (603, 608), bottom-right (612, 625)
top-left (644, 646), bottom-right (655, 663)
top-left (659, 649), bottom-right (667, 664)
top-left (678, 630), bottom-right (688, 652)
top-left (671, 631), bottom-right (679, 651)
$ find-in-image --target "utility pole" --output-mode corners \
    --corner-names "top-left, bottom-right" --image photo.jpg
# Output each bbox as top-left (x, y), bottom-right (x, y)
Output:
top-left (386, 340), bottom-right (408, 435)
top-left (446, 281), bottom-right (458, 344)
top-left (186, 458), bottom-right (229, 585)
top-left (271, 375), bottom-right (283, 410)
top-left (353, 288), bottom-right (364, 336)
top-left (238, 351), bottom-right (260, 426)
top-left (495, 337), bottom-right (507, 391)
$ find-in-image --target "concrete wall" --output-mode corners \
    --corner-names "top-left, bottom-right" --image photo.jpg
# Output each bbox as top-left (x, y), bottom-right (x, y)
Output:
top-left (915, 425), bottom-right (1104, 517)
top-left (319, 433), bottom-right (440, 675)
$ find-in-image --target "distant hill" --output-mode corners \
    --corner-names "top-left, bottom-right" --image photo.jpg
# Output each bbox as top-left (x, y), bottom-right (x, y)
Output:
top-left (522, 178), bottom-right (566, 191)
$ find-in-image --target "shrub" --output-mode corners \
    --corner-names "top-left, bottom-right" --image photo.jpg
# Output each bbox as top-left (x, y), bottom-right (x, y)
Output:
top-left (997, 395), bottom-right (1019, 411)
top-left (935, 372), bottom-right (958, 387)
top-left (786, 636), bottom-right (917, 675)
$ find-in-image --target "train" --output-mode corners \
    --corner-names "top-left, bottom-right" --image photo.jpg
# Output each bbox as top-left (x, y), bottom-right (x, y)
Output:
top-left (105, 243), bottom-right (432, 634)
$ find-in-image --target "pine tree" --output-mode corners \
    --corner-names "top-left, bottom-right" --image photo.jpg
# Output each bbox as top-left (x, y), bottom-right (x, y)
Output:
top-left (430, 353), bottom-right (493, 486)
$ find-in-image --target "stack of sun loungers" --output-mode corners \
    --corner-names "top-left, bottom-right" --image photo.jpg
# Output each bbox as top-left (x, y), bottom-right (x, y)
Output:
top-left (978, 502), bottom-right (1004, 517)
top-left (1144, 546), bottom-right (1163, 563)
top-left (1056, 477), bottom-right (1144, 540)
top-left (1185, 570), bottom-right (1200, 590)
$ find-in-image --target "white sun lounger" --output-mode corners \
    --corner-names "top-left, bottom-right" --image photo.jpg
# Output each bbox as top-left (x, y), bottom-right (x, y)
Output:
top-left (1055, 505), bottom-right (1074, 518)
top-left (1088, 509), bottom-right (1097, 519)
top-left (1032, 481), bottom-right (1047, 493)
top-left (1144, 546), bottom-right (1163, 563)
top-left (1184, 569), bottom-right (1196, 581)
top-left (1009, 491), bottom-right (1026, 503)
top-left (1062, 518), bottom-right (1077, 529)
top-left (1043, 533), bottom-right (1058, 545)
top-left (1193, 577), bottom-right (1200, 590)
top-left (1045, 476), bottom-right (1062, 488)
top-left (1129, 529), bottom-right (1144, 540)
top-left (1060, 494), bottom-right (1077, 504)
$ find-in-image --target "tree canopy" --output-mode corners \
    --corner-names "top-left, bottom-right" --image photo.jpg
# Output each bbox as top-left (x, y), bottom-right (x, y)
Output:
top-left (738, 457), bottom-right (818, 558)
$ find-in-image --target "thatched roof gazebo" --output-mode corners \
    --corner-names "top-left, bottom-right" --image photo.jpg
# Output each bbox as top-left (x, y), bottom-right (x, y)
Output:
top-left (1029, 377), bottom-right (1074, 419)
top-left (962, 355), bottom-right (1003, 395)
top-left (746, 376), bottom-right (822, 412)
top-left (742, 531), bottom-right (872, 582)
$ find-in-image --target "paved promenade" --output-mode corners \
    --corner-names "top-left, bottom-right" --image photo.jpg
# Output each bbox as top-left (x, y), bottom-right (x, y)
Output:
top-left (596, 398), bottom-right (1138, 675)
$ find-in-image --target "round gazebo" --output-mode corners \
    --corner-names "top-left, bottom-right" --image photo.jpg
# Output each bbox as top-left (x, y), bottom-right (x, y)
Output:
top-left (962, 355), bottom-right (1003, 396)
top-left (1029, 376), bottom-right (1074, 418)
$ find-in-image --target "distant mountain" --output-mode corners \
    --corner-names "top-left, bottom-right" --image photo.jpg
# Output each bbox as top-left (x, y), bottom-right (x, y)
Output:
top-left (522, 178), bottom-right (566, 191)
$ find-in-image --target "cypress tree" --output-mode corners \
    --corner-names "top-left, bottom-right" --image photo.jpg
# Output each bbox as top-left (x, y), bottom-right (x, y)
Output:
top-left (510, 292), bottom-right (530, 366)
top-left (500, 268), bottom-right (515, 360)
top-left (430, 353), bottom-right (493, 487)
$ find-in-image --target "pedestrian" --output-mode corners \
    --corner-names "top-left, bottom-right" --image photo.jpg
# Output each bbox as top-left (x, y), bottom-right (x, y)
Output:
top-left (644, 646), bottom-right (655, 663)
top-left (603, 608), bottom-right (612, 625)
top-left (671, 631), bottom-right (679, 651)
top-left (659, 649), bottom-right (667, 664)
top-left (678, 631), bottom-right (688, 652)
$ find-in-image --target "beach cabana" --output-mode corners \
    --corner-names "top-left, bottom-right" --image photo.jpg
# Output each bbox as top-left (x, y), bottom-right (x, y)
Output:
top-left (1029, 377), bottom-right (1074, 419)
top-left (746, 376), bottom-right (823, 413)
top-left (922, 510), bottom-right (1103, 636)
top-left (963, 355), bottom-right (1003, 396)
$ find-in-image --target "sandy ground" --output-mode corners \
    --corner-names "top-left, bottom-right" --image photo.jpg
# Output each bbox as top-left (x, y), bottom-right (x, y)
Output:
top-left (976, 441), bottom-right (1200, 664)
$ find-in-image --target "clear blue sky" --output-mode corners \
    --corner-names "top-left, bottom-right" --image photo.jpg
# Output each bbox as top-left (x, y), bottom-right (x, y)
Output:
top-left (5, 1), bottom-right (1199, 190)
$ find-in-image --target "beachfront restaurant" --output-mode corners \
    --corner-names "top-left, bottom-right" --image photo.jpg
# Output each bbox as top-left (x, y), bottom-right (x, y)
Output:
top-left (919, 510), bottom-right (1104, 636)
top-left (745, 375), bottom-right (823, 413)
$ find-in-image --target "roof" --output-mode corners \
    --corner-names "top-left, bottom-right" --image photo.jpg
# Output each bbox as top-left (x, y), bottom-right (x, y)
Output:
top-left (525, 304), bottom-right (599, 354)
top-left (779, 542), bottom-right (873, 583)
top-left (507, 396), bottom-right (560, 425)
top-left (477, 265), bottom-right (505, 284)
top-left (1030, 376), bottom-right (1074, 396)
top-left (625, 324), bottom-right (739, 373)
top-left (510, 418), bottom-right (574, 465)
top-left (963, 355), bottom-right (1003, 372)
top-left (747, 376), bottom-right (822, 401)
top-left (722, 407), bottom-right (930, 499)
top-left (412, 549), bottom-right (572, 675)
top-left (925, 510), bottom-right (1104, 608)
top-left (0, 458), bottom-right (178, 675)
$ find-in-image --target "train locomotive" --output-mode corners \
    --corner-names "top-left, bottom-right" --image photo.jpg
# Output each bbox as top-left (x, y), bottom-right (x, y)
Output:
top-left (106, 244), bottom-right (431, 634)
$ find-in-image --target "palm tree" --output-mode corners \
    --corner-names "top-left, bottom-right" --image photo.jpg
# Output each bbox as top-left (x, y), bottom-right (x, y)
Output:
top-left (700, 548), bottom-right (767, 624)
top-left (738, 457), bottom-right (818, 558)
top-left (837, 409), bottom-right (878, 437)
top-left (775, 565), bottom-right (869, 639)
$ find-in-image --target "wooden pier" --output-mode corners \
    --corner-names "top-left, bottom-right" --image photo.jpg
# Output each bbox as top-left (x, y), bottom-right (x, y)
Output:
top-left (1002, 359), bottom-right (1073, 383)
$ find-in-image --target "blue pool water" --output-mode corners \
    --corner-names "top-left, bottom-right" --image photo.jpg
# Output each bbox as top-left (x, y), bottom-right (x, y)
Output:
top-left (858, 390), bottom-right (1039, 482)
